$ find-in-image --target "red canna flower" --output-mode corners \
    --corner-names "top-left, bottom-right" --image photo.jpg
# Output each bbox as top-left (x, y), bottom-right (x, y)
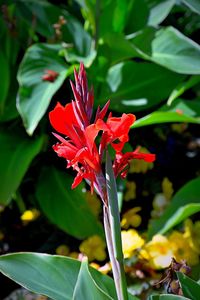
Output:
top-left (42, 70), bottom-right (59, 82)
top-left (113, 149), bottom-right (156, 179)
top-left (49, 63), bottom-right (155, 202)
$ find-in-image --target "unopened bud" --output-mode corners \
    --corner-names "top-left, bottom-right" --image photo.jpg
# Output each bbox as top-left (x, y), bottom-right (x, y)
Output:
top-left (170, 280), bottom-right (180, 294)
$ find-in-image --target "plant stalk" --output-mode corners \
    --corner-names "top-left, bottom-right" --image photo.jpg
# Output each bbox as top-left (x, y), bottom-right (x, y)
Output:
top-left (104, 151), bottom-right (128, 300)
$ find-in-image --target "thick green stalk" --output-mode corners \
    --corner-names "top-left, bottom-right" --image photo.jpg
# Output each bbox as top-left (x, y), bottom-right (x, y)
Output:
top-left (104, 151), bottom-right (128, 300)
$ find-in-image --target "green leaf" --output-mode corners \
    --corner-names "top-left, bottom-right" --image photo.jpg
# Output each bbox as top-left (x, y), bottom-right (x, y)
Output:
top-left (36, 166), bottom-right (103, 239)
top-left (133, 99), bottom-right (200, 128)
top-left (167, 76), bottom-right (200, 105)
top-left (0, 51), bottom-right (10, 115)
top-left (177, 272), bottom-right (200, 300)
top-left (148, 177), bottom-right (200, 239)
top-left (148, 0), bottom-right (176, 26)
top-left (131, 26), bottom-right (200, 74)
top-left (157, 203), bottom-right (200, 235)
top-left (17, 43), bottom-right (67, 135)
top-left (182, 0), bottom-right (200, 15)
top-left (0, 131), bottom-right (44, 205)
top-left (100, 61), bottom-right (185, 112)
top-left (150, 27), bottom-right (200, 74)
top-left (149, 294), bottom-right (190, 300)
top-left (73, 259), bottom-right (114, 300)
top-left (0, 252), bottom-right (117, 300)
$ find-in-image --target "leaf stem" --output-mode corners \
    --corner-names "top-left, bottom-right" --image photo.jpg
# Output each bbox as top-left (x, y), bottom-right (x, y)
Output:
top-left (104, 151), bottom-right (128, 300)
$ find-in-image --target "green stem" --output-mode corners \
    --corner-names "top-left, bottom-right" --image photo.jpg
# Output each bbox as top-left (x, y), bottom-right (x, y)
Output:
top-left (104, 151), bottom-right (128, 300)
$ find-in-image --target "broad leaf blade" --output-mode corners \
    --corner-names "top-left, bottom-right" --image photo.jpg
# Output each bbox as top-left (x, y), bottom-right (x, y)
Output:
top-left (101, 61), bottom-right (185, 112)
top-left (151, 27), bottom-right (200, 74)
top-left (148, 177), bottom-right (200, 239)
top-left (73, 259), bottom-right (114, 300)
top-left (0, 51), bottom-right (9, 115)
top-left (36, 166), bottom-right (103, 239)
top-left (17, 43), bottom-right (67, 135)
top-left (0, 253), bottom-right (80, 300)
top-left (148, 0), bottom-right (175, 26)
top-left (182, 0), bottom-right (200, 15)
top-left (177, 272), bottom-right (200, 300)
top-left (0, 132), bottom-right (44, 205)
top-left (133, 99), bottom-right (200, 128)
top-left (0, 253), bottom-right (118, 300)
top-left (157, 203), bottom-right (200, 235)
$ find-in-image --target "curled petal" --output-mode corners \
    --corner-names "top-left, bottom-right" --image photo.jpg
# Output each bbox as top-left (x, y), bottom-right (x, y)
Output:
top-left (49, 102), bottom-right (78, 135)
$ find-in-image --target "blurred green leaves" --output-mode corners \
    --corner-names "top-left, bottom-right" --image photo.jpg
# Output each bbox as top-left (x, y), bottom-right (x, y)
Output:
top-left (36, 166), bottom-right (103, 239)
top-left (17, 43), bottom-right (67, 135)
top-left (0, 131), bottom-right (44, 205)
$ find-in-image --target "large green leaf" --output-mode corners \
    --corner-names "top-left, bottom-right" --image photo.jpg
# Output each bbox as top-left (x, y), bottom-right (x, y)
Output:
top-left (177, 272), bottom-right (200, 300)
top-left (17, 43), bottom-right (67, 135)
top-left (156, 203), bottom-right (200, 235)
top-left (0, 131), bottom-right (44, 205)
top-left (36, 166), bottom-right (103, 239)
top-left (0, 253), bottom-right (117, 300)
top-left (100, 61), bottom-right (185, 112)
top-left (148, 177), bottom-right (200, 239)
top-left (0, 51), bottom-right (9, 115)
top-left (167, 76), bottom-right (200, 105)
top-left (131, 26), bottom-right (200, 74)
top-left (133, 99), bottom-right (200, 128)
top-left (73, 259), bottom-right (114, 300)
top-left (182, 0), bottom-right (200, 15)
top-left (148, 0), bottom-right (176, 26)
top-left (149, 294), bottom-right (190, 300)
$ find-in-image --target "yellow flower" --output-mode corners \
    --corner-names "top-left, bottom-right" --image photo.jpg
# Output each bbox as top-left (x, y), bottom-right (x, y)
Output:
top-left (151, 194), bottom-right (169, 218)
top-left (0, 231), bottom-right (4, 241)
top-left (169, 231), bottom-right (199, 266)
top-left (143, 235), bottom-right (173, 269)
top-left (121, 207), bottom-right (142, 229)
top-left (171, 123), bottom-right (188, 133)
top-left (162, 177), bottom-right (173, 201)
top-left (121, 229), bottom-right (144, 258)
top-left (20, 209), bottom-right (40, 222)
top-left (184, 219), bottom-right (200, 254)
top-left (85, 191), bottom-right (101, 217)
top-left (124, 181), bottom-right (136, 201)
top-left (129, 147), bottom-right (154, 174)
top-left (90, 262), bottom-right (111, 274)
top-left (79, 235), bottom-right (106, 261)
top-left (56, 244), bottom-right (70, 256)
top-left (69, 252), bottom-right (79, 259)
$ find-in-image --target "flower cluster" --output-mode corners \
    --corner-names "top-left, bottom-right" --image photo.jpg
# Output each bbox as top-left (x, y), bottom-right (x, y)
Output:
top-left (49, 63), bottom-right (155, 203)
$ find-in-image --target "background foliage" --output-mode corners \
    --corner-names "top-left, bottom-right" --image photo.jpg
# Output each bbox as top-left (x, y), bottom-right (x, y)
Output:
top-left (0, 0), bottom-right (200, 299)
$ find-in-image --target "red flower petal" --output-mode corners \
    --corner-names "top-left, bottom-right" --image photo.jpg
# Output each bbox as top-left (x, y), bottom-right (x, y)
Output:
top-left (49, 102), bottom-right (78, 136)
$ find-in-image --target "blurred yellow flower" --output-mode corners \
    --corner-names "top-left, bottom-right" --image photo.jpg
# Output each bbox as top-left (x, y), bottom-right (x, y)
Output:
top-left (171, 123), bottom-right (188, 133)
top-left (20, 208), bottom-right (40, 222)
top-left (151, 194), bottom-right (169, 218)
top-left (184, 219), bottom-right (200, 254)
top-left (90, 262), bottom-right (111, 274)
top-left (85, 191), bottom-right (101, 216)
top-left (129, 147), bottom-right (154, 174)
top-left (69, 252), bottom-right (79, 259)
top-left (121, 229), bottom-right (144, 258)
top-left (121, 207), bottom-right (142, 229)
top-left (56, 244), bottom-right (70, 256)
top-left (169, 231), bottom-right (199, 266)
top-left (79, 235), bottom-right (106, 261)
top-left (142, 235), bottom-right (173, 269)
top-left (162, 177), bottom-right (173, 201)
top-left (124, 181), bottom-right (136, 201)
top-left (0, 231), bottom-right (4, 241)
